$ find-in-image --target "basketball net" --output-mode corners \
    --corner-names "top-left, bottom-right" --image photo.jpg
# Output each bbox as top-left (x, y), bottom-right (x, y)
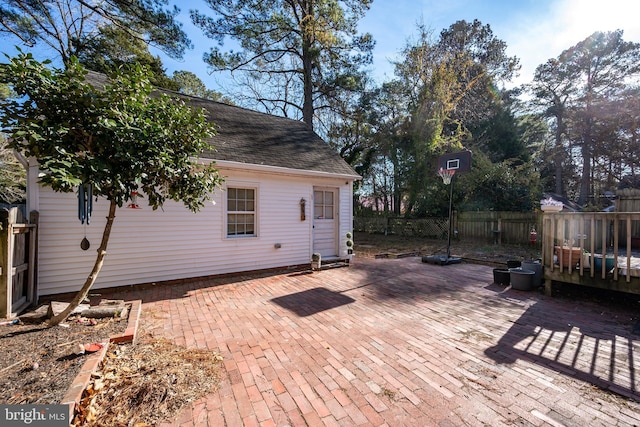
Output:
top-left (438, 168), bottom-right (455, 185)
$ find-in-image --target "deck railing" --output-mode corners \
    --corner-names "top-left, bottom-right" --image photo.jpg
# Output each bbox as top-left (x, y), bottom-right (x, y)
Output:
top-left (541, 212), bottom-right (640, 294)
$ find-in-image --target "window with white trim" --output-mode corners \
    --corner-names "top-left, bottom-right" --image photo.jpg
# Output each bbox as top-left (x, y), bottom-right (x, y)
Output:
top-left (227, 187), bottom-right (256, 237)
top-left (314, 190), bottom-right (334, 219)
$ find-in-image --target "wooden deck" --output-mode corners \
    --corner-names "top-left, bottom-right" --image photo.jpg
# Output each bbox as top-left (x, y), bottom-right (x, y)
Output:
top-left (541, 211), bottom-right (640, 295)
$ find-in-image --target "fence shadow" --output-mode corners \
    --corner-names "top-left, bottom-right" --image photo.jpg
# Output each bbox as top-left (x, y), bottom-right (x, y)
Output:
top-left (485, 297), bottom-right (640, 400)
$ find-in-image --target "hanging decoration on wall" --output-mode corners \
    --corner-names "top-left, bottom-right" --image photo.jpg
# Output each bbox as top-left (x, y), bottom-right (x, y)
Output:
top-left (80, 236), bottom-right (90, 250)
top-left (299, 198), bottom-right (306, 221)
top-left (78, 183), bottom-right (93, 224)
top-left (127, 191), bottom-right (142, 209)
top-left (78, 183), bottom-right (93, 250)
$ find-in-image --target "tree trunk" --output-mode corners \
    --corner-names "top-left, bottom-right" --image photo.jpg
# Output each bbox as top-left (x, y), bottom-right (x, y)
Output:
top-left (578, 107), bottom-right (594, 206)
top-left (578, 142), bottom-right (592, 206)
top-left (48, 200), bottom-right (117, 326)
top-left (392, 149), bottom-right (401, 216)
top-left (300, 0), bottom-right (315, 129)
top-left (554, 112), bottom-right (564, 195)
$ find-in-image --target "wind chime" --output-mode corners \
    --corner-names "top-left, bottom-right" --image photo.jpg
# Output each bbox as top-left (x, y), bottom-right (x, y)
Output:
top-left (78, 183), bottom-right (93, 250)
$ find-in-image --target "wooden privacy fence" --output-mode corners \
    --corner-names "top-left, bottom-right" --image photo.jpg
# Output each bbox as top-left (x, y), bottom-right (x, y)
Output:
top-left (0, 207), bottom-right (38, 318)
top-left (456, 211), bottom-right (540, 245)
top-left (355, 211), bottom-right (540, 245)
top-left (617, 189), bottom-right (640, 241)
top-left (354, 216), bottom-right (450, 238)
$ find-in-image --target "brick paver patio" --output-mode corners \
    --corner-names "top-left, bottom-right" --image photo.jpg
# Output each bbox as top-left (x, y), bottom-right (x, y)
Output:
top-left (117, 257), bottom-right (640, 426)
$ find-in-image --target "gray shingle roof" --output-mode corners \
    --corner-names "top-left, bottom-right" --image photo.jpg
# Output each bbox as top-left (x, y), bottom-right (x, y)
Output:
top-left (85, 71), bottom-right (359, 178)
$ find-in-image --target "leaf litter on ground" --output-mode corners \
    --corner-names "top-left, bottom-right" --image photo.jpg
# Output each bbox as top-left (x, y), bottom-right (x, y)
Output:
top-left (73, 328), bottom-right (223, 427)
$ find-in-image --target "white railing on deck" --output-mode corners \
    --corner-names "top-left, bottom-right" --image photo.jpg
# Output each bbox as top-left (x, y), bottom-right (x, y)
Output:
top-left (541, 212), bottom-right (640, 283)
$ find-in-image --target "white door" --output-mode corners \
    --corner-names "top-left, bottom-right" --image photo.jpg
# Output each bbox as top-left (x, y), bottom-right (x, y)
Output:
top-left (313, 188), bottom-right (338, 258)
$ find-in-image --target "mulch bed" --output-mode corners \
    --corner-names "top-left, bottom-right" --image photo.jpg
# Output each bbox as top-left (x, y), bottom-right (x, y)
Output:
top-left (0, 314), bottom-right (127, 405)
top-left (0, 304), bottom-right (225, 426)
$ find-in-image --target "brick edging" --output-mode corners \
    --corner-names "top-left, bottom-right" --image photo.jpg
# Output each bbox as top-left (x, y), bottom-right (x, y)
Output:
top-left (61, 299), bottom-right (142, 423)
top-left (110, 299), bottom-right (142, 345)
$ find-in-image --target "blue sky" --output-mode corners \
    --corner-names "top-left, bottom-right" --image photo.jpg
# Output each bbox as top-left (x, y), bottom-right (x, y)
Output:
top-left (156, 0), bottom-right (640, 92)
top-left (2, 0), bottom-right (639, 92)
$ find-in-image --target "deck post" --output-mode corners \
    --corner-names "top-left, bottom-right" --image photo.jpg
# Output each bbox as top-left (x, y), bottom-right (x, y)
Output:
top-left (544, 278), bottom-right (553, 296)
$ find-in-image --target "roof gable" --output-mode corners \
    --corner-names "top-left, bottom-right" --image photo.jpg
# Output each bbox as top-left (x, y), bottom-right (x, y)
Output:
top-left (85, 71), bottom-right (359, 178)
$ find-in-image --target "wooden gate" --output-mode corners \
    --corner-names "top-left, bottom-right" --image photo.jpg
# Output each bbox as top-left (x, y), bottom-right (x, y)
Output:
top-left (0, 207), bottom-right (38, 318)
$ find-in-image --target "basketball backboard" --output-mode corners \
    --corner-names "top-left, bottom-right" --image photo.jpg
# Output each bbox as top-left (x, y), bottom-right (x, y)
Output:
top-left (437, 150), bottom-right (472, 173)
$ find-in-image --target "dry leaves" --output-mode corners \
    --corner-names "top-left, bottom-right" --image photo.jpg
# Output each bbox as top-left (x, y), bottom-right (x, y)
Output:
top-left (73, 333), bottom-right (223, 426)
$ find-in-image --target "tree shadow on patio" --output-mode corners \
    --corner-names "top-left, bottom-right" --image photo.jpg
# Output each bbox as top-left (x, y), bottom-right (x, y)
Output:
top-left (332, 257), bottom-right (491, 302)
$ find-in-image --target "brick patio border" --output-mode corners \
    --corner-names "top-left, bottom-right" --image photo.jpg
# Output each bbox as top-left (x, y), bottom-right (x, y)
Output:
top-left (61, 299), bottom-right (142, 422)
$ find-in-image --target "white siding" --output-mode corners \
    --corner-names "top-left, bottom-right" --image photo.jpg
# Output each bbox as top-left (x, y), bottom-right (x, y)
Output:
top-left (36, 167), bottom-right (354, 296)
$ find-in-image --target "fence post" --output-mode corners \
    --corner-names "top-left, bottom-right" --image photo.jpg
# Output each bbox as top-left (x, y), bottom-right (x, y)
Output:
top-left (29, 211), bottom-right (39, 304)
top-left (0, 210), bottom-right (11, 318)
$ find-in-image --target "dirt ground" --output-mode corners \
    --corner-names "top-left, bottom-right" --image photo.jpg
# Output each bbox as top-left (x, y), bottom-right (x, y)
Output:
top-left (0, 315), bottom-right (127, 404)
top-left (355, 232), bottom-right (640, 308)
top-left (0, 232), bottom-right (636, 425)
top-left (353, 231), bottom-right (541, 264)
top-left (0, 305), bottom-right (224, 427)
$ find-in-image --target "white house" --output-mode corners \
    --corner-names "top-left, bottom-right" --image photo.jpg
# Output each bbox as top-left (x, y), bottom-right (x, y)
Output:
top-left (25, 72), bottom-right (360, 296)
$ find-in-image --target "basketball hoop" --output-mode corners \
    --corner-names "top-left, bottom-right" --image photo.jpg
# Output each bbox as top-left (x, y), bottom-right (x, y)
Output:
top-left (438, 168), bottom-right (455, 185)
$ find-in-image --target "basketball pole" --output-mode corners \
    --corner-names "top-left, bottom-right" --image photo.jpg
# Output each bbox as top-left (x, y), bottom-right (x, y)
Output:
top-left (446, 173), bottom-right (454, 260)
top-left (423, 168), bottom-right (460, 265)
top-left (423, 150), bottom-right (470, 266)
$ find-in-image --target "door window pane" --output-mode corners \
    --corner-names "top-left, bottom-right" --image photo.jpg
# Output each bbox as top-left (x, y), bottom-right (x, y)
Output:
top-left (314, 190), bottom-right (334, 219)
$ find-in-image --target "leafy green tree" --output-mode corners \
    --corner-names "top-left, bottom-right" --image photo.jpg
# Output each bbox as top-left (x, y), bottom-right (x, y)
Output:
top-left (0, 83), bottom-right (10, 98)
top-left (190, 0), bottom-right (374, 129)
top-left (0, 142), bottom-right (25, 205)
top-left (615, 88), bottom-right (640, 184)
top-left (392, 20), bottom-right (521, 215)
top-left (76, 27), bottom-right (235, 103)
top-left (533, 31), bottom-right (640, 205)
top-left (359, 81), bottom-right (414, 216)
top-left (0, 142), bottom-right (25, 204)
top-left (516, 112), bottom-right (554, 195)
top-left (76, 25), bottom-right (180, 91)
top-left (0, 82), bottom-right (25, 204)
top-left (528, 58), bottom-right (575, 195)
top-left (467, 88), bottom-right (530, 164)
top-left (396, 21), bottom-right (519, 134)
top-left (0, 52), bottom-right (223, 325)
top-left (436, 19), bottom-right (520, 131)
top-left (563, 31), bottom-right (640, 205)
top-left (0, 0), bottom-right (190, 66)
top-left (460, 153), bottom-right (540, 212)
top-left (171, 70), bottom-right (233, 104)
